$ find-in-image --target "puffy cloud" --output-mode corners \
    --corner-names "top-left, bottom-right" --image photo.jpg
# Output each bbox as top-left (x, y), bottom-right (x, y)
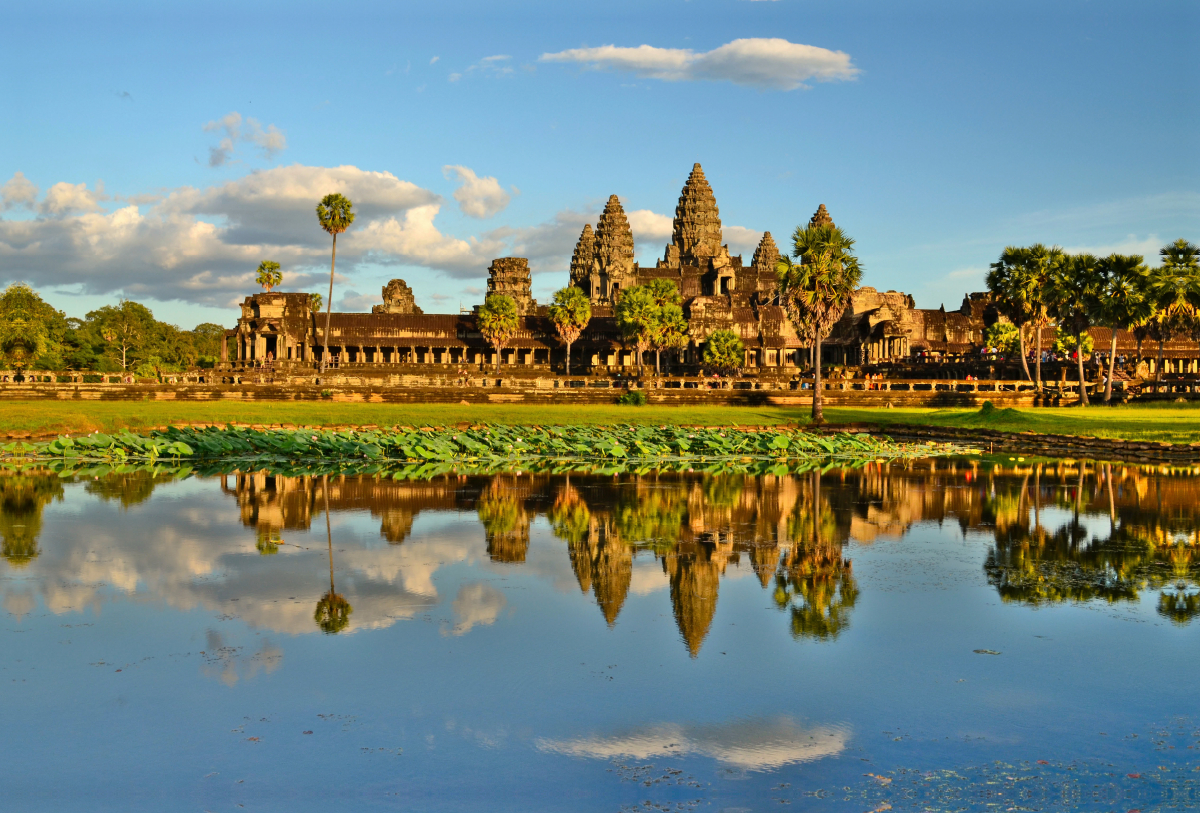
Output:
top-left (338, 289), bottom-right (381, 311)
top-left (537, 717), bottom-right (848, 770)
top-left (724, 225), bottom-right (763, 257)
top-left (625, 208), bottom-right (673, 243)
top-left (541, 38), bottom-right (858, 90)
top-left (1, 172), bottom-right (39, 211)
top-left (444, 165), bottom-right (512, 219)
top-left (0, 163), bottom-right (503, 305)
top-left (40, 181), bottom-right (105, 216)
top-left (203, 111), bottom-right (288, 167)
top-left (486, 207), bottom-right (594, 274)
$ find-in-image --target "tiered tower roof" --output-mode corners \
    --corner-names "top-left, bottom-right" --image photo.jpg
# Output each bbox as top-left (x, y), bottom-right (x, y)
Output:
top-left (809, 204), bottom-right (835, 230)
top-left (672, 163), bottom-right (723, 266)
top-left (751, 231), bottom-right (781, 274)
top-left (594, 195), bottom-right (635, 275)
top-left (569, 223), bottom-right (596, 285)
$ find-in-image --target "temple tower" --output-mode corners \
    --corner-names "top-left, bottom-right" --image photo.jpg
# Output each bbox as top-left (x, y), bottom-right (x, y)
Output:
top-left (751, 231), bottom-right (781, 275)
top-left (485, 258), bottom-right (537, 315)
top-left (809, 204), bottom-right (835, 229)
top-left (372, 279), bottom-right (423, 315)
top-left (593, 195), bottom-right (636, 300)
top-left (669, 163), bottom-right (724, 268)
top-left (569, 223), bottom-right (596, 287)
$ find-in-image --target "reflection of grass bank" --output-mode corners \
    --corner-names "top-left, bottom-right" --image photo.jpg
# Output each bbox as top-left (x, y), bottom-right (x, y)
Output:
top-left (2, 400), bottom-right (1199, 444)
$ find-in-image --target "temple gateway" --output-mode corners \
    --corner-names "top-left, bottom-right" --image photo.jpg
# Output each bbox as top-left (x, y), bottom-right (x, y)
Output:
top-left (220, 163), bottom-right (1196, 381)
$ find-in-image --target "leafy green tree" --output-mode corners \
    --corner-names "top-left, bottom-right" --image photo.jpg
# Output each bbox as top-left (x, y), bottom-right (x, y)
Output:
top-left (645, 279), bottom-right (686, 375)
top-left (986, 246), bottom-right (1038, 380)
top-left (1145, 239), bottom-right (1200, 382)
top-left (548, 286), bottom-right (591, 376)
top-left (1046, 253), bottom-right (1101, 405)
top-left (477, 294), bottom-right (519, 373)
top-left (1089, 254), bottom-right (1150, 402)
top-left (775, 224), bottom-right (862, 424)
top-left (191, 323), bottom-right (226, 367)
top-left (255, 260), bottom-right (282, 292)
top-left (1016, 243), bottom-right (1066, 391)
top-left (702, 329), bottom-right (744, 376)
top-left (0, 284), bottom-right (69, 371)
top-left (614, 285), bottom-right (658, 376)
top-left (316, 193), bottom-right (355, 373)
top-left (983, 321), bottom-right (1020, 354)
top-left (88, 300), bottom-right (157, 371)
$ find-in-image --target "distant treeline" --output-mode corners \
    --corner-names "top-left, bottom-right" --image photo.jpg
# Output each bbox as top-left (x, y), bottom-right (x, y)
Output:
top-left (0, 283), bottom-right (224, 376)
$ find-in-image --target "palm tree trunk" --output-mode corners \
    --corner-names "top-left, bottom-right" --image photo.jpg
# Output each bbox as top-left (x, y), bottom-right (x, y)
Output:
top-left (1104, 329), bottom-right (1118, 403)
top-left (1018, 324), bottom-right (1031, 381)
top-left (494, 345), bottom-right (501, 374)
top-left (812, 333), bottom-right (824, 425)
top-left (1034, 323), bottom-right (1043, 391)
top-left (655, 348), bottom-right (661, 376)
top-left (321, 233), bottom-right (337, 374)
top-left (1157, 337), bottom-right (1164, 383)
top-left (565, 342), bottom-right (571, 377)
top-left (1075, 330), bottom-right (1089, 406)
top-left (323, 474), bottom-right (334, 594)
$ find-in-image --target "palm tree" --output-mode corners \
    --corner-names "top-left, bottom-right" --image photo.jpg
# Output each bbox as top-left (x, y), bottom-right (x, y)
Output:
top-left (1046, 253), bottom-right (1100, 406)
top-left (986, 246), bottom-right (1036, 381)
top-left (547, 286), bottom-right (591, 377)
top-left (315, 194), bottom-right (355, 374)
top-left (613, 285), bottom-right (657, 376)
top-left (1025, 244), bottom-right (1065, 391)
top-left (1089, 254), bottom-right (1150, 402)
top-left (645, 279), bottom-right (682, 375)
top-left (775, 224), bottom-right (862, 424)
top-left (255, 260), bottom-right (282, 293)
top-left (702, 329), bottom-right (744, 377)
top-left (477, 294), bottom-right (519, 373)
top-left (1146, 239), bottom-right (1200, 382)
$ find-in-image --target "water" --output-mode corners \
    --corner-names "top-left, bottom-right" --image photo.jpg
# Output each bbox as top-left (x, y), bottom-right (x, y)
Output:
top-left (2, 458), bottom-right (1197, 811)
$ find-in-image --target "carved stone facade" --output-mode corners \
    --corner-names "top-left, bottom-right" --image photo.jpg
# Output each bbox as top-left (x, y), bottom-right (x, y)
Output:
top-left (485, 257), bottom-right (537, 315)
top-left (372, 279), bottom-right (422, 315)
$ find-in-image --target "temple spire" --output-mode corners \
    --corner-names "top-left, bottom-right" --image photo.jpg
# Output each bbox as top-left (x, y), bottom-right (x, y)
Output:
top-left (569, 223), bottom-right (596, 287)
top-left (751, 231), bottom-right (780, 275)
top-left (809, 204), bottom-right (835, 230)
top-left (671, 163), bottom-right (723, 266)
top-left (594, 195), bottom-right (635, 277)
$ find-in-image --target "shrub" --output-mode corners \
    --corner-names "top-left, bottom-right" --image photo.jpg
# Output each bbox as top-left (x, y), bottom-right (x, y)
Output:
top-left (617, 390), bottom-right (647, 406)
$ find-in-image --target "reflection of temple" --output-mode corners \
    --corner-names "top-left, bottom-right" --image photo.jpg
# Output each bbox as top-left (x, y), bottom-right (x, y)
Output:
top-left (206, 461), bottom-right (1200, 648)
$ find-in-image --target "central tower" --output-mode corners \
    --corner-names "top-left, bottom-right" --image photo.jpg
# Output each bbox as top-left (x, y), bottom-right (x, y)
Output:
top-left (665, 163), bottom-right (724, 268)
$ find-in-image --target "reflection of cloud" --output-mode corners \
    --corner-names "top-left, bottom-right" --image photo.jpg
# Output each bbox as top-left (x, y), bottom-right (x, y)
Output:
top-left (537, 717), bottom-right (847, 770)
top-left (629, 561), bottom-right (668, 595)
top-left (445, 582), bottom-right (506, 636)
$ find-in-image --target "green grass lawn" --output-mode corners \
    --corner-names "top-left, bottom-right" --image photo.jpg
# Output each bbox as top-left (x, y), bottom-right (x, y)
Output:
top-left (2, 400), bottom-right (1199, 443)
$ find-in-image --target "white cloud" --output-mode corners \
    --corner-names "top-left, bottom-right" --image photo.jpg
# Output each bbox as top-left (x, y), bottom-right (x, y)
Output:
top-left (430, 56), bottom-right (440, 65)
top-left (1063, 234), bottom-right (1164, 263)
top-left (484, 207), bottom-right (594, 274)
top-left (338, 289), bottom-right (380, 311)
top-left (0, 163), bottom-right (509, 305)
top-left (443, 165), bottom-right (512, 219)
top-left (448, 54), bottom-right (514, 82)
top-left (537, 717), bottom-right (848, 771)
top-left (540, 38), bottom-right (858, 90)
top-left (203, 111), bottom-right (288, 168)
top-left (40, 181), bottom-right (105, 216)
top-left (724, 225), bottom-right (763, 257)
top-left (1, 172), bottom-right (39, 211)
top-left (626, 208), bottom-right (673, 243)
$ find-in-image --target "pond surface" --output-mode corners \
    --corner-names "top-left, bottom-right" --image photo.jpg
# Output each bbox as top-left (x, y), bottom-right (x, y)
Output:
top-left (2, 458), bottom-right (1198, 811)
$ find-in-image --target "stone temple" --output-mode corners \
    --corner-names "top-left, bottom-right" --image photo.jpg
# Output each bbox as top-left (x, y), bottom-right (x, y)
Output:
top-left (222, 163), bottom-right (1006, 375)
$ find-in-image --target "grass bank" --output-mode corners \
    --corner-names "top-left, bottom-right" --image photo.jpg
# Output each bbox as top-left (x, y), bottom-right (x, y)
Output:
top-left (2, 400), bottom-right (1198, 444)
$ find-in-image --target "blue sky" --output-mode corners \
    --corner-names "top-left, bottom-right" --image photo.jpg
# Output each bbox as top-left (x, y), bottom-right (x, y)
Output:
top-left (2, 0), bottom-right (1196, 328)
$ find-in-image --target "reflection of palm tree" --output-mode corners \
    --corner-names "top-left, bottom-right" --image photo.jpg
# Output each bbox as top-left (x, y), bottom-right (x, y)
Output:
top-left (84, 471), bottom-right (169, 508)
top-left (314, 475), bottom-right (352, 634)
top-left (255, 527), bottom-right (281, 555)
top-left (774, 470), bottom-right (857, 640)
top-left (0, 469), bottom-right (64, 568)
top-left (477, 480), bottom-right (530, 563)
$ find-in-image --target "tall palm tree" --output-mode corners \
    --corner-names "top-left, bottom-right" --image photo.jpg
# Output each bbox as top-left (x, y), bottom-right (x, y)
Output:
top-left (1046, 253), bottom-right (1100, 406)
top-left (614, 285), bottom-right (658, 377)
top-left (1146, 239), bottom-right (1200, 382)
top-left (315, 194), bottom-right (356, 374)
top-left (547, 286), bottom-right (591, 377)
top-left (477, 294), bottom-right (519, 373)
top-left (775, 224), bottom-right (862, 424)
top-left (1089, 254), bottom-right (1150, 402)
top-left (986, 246), bottom-right (1035, 381)
top-left (1025, 244), bottom-right (1065, 392)
top-left (255, 260), bottom-right (282, 292)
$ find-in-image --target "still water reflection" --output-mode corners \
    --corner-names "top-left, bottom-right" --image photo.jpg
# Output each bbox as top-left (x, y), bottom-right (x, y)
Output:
top-left (1, 458), bottom-right (1197, 811)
